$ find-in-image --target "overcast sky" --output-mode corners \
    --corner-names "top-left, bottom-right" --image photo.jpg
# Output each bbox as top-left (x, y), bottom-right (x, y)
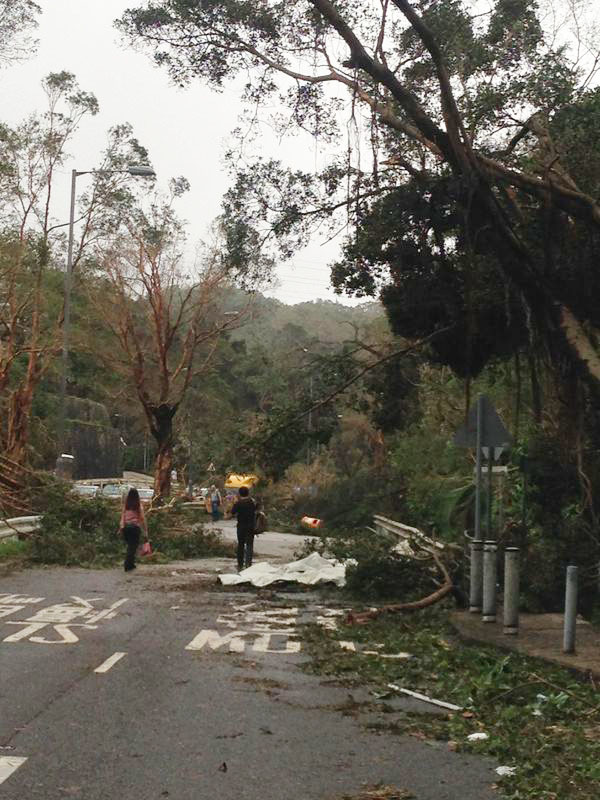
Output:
top-left (1, 0), bottom-right (352, 306)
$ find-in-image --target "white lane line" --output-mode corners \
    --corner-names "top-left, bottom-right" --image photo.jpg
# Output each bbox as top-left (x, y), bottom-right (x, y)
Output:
top-left (94, 652), bottom-right (126, 674)
top-left (0, 756), bottom-right (27, 785)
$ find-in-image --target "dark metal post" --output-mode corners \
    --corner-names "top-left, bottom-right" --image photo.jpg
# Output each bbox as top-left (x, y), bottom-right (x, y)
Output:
top-left (487, 448), bottom-right (494, 538)
top-left (469, 539), bottom-right (484, 612)
top-left (474, 396), bottom-right (483, 540)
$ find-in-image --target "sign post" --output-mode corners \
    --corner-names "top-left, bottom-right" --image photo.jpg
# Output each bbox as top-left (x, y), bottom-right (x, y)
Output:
top-left (454, 395), bottom-right (512, 541)
top-left (454, 396), bottom-right (512, 619)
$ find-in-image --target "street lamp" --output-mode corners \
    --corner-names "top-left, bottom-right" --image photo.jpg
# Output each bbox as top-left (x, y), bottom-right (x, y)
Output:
top-left (55, 164), bottom-right (156, 478)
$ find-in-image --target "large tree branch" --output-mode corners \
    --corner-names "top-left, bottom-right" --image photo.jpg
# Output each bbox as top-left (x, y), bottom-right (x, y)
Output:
top-left (391, 0), bottom-right (474, 170)
top-left (311, 0), bottom-right (454, 163)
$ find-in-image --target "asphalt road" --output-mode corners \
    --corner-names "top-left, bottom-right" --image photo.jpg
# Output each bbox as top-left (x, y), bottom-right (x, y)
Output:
top-left (207, 517), bottom-right (317, 561)
top-left (0, 557), bottom-right (499, 800)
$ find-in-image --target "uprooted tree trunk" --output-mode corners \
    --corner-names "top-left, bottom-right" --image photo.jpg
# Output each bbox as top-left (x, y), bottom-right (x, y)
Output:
top-left (347, 549), bottom-right (454, 625)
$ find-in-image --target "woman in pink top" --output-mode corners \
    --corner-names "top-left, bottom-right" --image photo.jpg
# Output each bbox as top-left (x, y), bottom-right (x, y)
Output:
top-left (120, 488), bottom-right (148, 572)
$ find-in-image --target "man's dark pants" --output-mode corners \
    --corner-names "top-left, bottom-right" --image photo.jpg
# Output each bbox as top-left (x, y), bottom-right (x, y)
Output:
top-left (237, 526), bottom-right (255, 570)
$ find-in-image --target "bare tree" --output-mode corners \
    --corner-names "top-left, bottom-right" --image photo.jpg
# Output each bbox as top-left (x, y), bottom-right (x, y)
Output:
top-left (96, 189), bottom-right (246, 499)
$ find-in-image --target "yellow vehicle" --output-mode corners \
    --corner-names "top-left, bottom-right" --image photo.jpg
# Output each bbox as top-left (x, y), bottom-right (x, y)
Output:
top-left (224, 473), bottom-right (259, 490)
top-left (204, 473), bottom-right (259, 516)
top-left (223, 473), bottom-right (260, 516)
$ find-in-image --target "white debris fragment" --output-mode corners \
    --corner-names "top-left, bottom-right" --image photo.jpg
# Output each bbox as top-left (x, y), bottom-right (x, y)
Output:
top-left (316, 616), bottom-right (339, 630)
top-left (379, 652), bottom-right (413, 660)
top-left (495, 766), bottom-right (516, 777)
top-left (362, 651), bottom-right (413, 659)
top-left (387, 683), bottom-right (463, 712)
top-left (467, 732), bottom-right (489, 741)
top-left (338, 641), bottom-right (356, 651)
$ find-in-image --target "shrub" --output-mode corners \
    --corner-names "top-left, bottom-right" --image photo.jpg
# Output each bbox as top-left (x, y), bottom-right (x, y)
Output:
top-left (30, 485), bottom-right (121, 567)
top-left (345, 551), bottom-right (435, 601)
top-left (28, 477), bottom-right (234, 567)
top-left (151, 524), bottom-right (233, 560)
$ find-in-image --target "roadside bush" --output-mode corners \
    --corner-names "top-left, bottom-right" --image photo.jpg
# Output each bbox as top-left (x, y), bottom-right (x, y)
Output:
top-left (28, 477), bottom-right (234, 566)
top-left (296, 526), bottom-right (435, 602)
top-left (345, 551), bottom-right (435, 601)
top-left (0, 538), bottom-right (30, 564)
top-left (30, 482), bottom-right (121, 567)
top-left (511, 433), bottom-right (600, 614)
top-left (151, 524), bottom-right (233, 560)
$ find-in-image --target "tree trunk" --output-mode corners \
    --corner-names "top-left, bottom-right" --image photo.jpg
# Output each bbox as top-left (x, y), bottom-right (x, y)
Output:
top-left (4, 354), bottom-right (39, 466)
top-left (149, 403), bottom-right (177, 500)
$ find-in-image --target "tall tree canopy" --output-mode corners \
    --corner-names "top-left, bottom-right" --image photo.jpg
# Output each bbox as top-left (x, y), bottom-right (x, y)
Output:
top-left (119, 0), bottom-right (600, 389)
top-left (0, 0), bottom-right (40, 66)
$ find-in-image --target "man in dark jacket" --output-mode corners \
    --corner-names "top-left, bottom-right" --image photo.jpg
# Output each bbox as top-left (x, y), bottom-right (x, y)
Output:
top-left (231, 486), bottom-right (256, 570)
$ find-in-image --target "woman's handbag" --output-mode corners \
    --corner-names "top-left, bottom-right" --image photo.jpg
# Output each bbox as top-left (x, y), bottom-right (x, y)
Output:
top-left (141, 540), bottom-right (152, 556)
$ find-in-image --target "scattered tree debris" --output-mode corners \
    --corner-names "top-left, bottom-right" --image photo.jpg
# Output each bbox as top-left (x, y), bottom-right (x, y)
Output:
top-left (333, 786), bottom-right (414, 800)
top-left (347, 548), bottom-right (453, 624)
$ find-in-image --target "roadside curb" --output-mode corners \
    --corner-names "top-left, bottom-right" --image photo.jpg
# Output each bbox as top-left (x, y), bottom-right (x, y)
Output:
top-left (450, 610), bottom-right (600, 681)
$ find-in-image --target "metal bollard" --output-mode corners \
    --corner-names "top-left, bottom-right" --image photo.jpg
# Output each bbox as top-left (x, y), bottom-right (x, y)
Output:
top-left (503, 547), bottom-right (520, 634)
top-left (469, 540), bottom-right (484, 612)
top-left (563, 565), bottom-right (578, 654)
top-left (482, 540), bottom-right (497, 622)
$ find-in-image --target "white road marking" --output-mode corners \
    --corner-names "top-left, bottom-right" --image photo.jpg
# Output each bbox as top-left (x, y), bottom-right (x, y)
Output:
top-left (94, 652), bottom-right (126, 673)
top-left (69, 596), bottom-right (101, 609)
top-left (252, 633), bottom-right (301, 653)
top-left (186, 630), bottom-right (248, 653)
top-left (0, 756), bottom-right (27, 785)
top-left (84, 598), bottom-right (129, 625)
top-left (3, 622), bottom-right (47, 642)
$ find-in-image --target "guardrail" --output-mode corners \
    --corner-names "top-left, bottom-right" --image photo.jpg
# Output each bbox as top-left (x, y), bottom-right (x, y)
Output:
top-left (373, 514), bottom-right (461, 555)
top-left (0, 515), bottom-right (41, 541)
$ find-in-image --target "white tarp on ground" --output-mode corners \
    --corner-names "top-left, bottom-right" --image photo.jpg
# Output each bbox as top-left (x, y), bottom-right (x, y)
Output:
top-left (218, 552), bottom-right (348, 588)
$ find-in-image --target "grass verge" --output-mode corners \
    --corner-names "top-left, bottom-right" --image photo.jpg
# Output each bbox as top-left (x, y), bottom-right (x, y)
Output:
top-left (0, 538), bottom-right (31, 571)
top-left (301, 604), bottom-right (600, 800)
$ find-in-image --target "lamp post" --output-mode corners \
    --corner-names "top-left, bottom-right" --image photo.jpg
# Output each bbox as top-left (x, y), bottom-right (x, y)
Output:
top-left (55, 164), bottom-right (156, 477)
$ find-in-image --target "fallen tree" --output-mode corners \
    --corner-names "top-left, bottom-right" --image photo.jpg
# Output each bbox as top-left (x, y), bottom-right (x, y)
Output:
top-left (347, 542), bottom-right (455, 624)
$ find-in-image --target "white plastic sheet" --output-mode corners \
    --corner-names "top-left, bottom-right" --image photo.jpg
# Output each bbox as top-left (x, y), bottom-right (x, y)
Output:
top-left (218, 552), bottom-right (349, 588)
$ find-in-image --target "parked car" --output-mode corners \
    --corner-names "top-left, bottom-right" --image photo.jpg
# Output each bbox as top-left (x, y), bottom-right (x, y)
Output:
top-left (72, 484), bottom-right (99, 498)
top-left (102, 484), bottom-right (125, 501)
top-left (136, 486), bottom-right (154, 503)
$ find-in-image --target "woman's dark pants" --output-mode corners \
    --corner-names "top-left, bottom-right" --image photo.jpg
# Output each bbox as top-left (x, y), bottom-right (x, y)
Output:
top-left (237, 527), bottom-right (255, 570)
top-left (211, 500), bottom-right (220, 521)
top-left (123, 524), bottom-right (141, 571)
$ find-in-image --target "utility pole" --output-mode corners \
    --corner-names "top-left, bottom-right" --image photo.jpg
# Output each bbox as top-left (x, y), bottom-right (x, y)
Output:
top-left (307, 374), bottom-right (313, 465)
